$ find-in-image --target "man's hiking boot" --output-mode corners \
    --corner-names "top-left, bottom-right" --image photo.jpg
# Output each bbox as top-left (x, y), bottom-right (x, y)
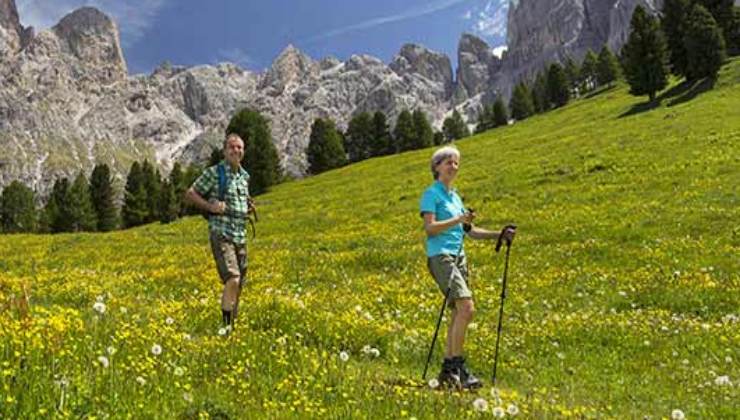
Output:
top-left (437, 358), bottom-right (462, 389)
top-left (222, 310), bottom-right (233, 328)
top-left (453, 356), bottom-right (482, 390)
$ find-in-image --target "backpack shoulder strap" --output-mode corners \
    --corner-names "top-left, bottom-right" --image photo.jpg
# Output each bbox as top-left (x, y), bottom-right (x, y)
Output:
top-left (217, 163), bottom-right (227, 201)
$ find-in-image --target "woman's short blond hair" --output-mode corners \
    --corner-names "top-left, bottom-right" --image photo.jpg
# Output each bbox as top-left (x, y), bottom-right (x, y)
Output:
top-left (430, 145), bottom-right (460, 179)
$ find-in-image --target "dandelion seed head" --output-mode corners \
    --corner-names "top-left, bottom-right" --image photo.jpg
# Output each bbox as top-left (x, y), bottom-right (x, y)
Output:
top-left (92, 302), bottom-right (106, 314)
top-left (714, 375), bottom-right (731, 386)
top-left (507, 404), bottom-right (520, 416)
top-left (492, 406), bottom-right (505, 417)
top-left (428, 378), bottom-right (439, 389)
top-left (671, 409), bottom-right (685, 420)
top-left (339, 351), bottom-right (349, 362)
top-left (106, 346), bottom-right (116, 355)
top-left (183, 392), bottom-right (193, 402)
top-left (151, 344), bottom-right (162, 356)
top-left (136, 376), bottom-right (146, 386)
top-left (97, 356), bottom-right (109, 368)
top-left (472, 398), bottom-right (488, 412)
top-left (166, 317), bottom-right (174, 325)
top-left (174, 367), bottom-right (184, 376)
top-left (218, 327), bottom-right (227, 336)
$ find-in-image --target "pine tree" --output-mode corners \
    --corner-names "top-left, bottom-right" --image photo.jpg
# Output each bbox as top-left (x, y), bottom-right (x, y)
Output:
top-left (580, 50), bottom-right (599, 92)
top-left (208, 147), bottom-right (222, 167)
top-left (344, 112), bottom-right (374, 163)
top-left (307, 118), bottom-right (347, 174)
top-left (1, 181), bottom-right (36, 233)
top-left (394, 109), bottom-right (416, 152)
top-left (158, 180), bottom-right (179, 224)
top-left (181, 164), bottom-right (203, 216)
top-left (597, 46), bottom-right (621, 87)
top-left (89, 164), bottom-right (117, 231)
top-left (685, 3), bottom-right (727, 81)
top-left (730, 7), bottom-right (740, 55)
top-left (370, 111), bottom-right (392, 156)
top-left (45, 178), bottom-right (74, 233)
top-left (227, 108), bottom-right (281, 195)
top-left (622, 6), bottom-right (670, 101)
top-left (696, 0), bottom-right (735, 47)
top-left (563, 56), bottom-right (581, 95)
top-left (662, 0), bottom-right (692, 76)
top-left (510, 82), bottom-right (535, 121)
top-left (122, 162), bottom-right (148, 228)
top-left (547, 63), bottom-right (570, 108)
top-left (493, 97), bottom-right (509, 127)
top-left (442, 109), bottom-right (469, 143)
top-left (412, 109), bottom-right (434, 150)
top-left (475, 104), bottom-right (495, 133)
top-left (69, 172), bottom-right (97, 232)
top-left (433, 131), bottom-right (445, 146)
top-left (168, 162), bottom-right (185, 217)
top-left (532, 71), bottom-right (550, 113)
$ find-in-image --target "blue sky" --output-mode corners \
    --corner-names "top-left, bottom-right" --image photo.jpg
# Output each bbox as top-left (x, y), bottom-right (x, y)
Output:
top-left (17, 0), bottom-right (509, 75)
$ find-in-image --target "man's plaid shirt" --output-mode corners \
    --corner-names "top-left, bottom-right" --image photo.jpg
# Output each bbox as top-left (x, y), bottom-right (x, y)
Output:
top-left (192, 161), bottom-right (251, 245)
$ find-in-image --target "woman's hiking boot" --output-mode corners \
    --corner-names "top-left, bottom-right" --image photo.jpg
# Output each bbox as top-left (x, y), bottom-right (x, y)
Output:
top-left (453, 356), bottom-right (482, 390)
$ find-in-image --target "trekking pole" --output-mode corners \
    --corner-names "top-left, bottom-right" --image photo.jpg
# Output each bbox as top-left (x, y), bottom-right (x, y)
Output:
top-left (492, 225), bottom-right (516, 387)
top-left (422, 241), bottom-right (465, 380)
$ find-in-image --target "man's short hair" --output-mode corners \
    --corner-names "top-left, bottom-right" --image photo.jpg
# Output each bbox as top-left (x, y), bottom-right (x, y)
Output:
top-left (224, 133), bottom-right (244, 149)
top-left (430, 145), bottom-right (460, 179)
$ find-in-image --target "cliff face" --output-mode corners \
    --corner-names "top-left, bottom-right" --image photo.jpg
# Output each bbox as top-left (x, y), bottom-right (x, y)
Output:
top-left (0, 0), bottom-right (667, 196)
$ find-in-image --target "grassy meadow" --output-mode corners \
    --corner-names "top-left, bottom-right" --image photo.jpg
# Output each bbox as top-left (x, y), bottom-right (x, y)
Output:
top-left (1, 59), bottom-right (739, 418)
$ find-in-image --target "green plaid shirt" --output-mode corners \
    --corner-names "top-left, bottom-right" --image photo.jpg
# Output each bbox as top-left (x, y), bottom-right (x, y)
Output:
top-left (192, 161), bottom-right (251, 245)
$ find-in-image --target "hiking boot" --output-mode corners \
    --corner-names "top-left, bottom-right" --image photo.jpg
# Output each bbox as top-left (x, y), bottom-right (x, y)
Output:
top-left (453, 356), bottom-right (483, 390)
top-left (437, 358), bottom-right (462, 388)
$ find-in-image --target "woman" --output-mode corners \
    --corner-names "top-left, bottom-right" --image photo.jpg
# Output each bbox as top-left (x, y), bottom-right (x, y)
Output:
top-left (419, 145), bottom-right (515, 389)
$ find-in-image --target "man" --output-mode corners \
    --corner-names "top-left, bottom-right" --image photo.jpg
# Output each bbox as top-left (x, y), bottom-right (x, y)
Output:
top-left (186, 133), bottom-right (252, 330)
top-left (420, 145), bottom-right (515, 389)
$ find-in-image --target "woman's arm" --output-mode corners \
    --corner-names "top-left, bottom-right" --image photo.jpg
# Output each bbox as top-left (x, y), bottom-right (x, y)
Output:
top-left (422, 211), bottom-right (473, 236)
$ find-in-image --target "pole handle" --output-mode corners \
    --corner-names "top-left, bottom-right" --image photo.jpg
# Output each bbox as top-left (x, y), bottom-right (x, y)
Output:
top-left (495, 224), bottom-right (517, 253)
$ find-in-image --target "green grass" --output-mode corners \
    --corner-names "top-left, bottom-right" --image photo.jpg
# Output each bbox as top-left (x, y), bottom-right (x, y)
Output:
top-left (1, 58), bottom-right (738, 418)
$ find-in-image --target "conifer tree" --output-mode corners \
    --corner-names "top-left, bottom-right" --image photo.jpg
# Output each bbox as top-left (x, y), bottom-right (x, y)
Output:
top-left (563, 56), bottom-right (581, 95)
top-left (122, 162), bottom-right (148, 228)
top-left (159, 180), bottom-right (179, 224)
top-left (45, 178), bottom-right (74, 233)
top-left (475, 104), bottom-right (495, 133)
top-left (493, 97), bottom-right (509, 127)
top-left (89, 163), bottom-right (117, 231)
top-left (509, 82), bottom-right (535, 121)
top-left (139, 161), bottom-right (160, 223)
top-left (307, 118), bottom-right (347, 174)
top-left (662, 0), bottom-right (692, 76)
top-left (696, 0), bottom-right (735, 47)
top-left (344, 112), bottom-right (374, 163)
top-left (69, 172), bottom-right (97, 232)
top-left (394, 109), bottom-right (416, 152)
top-left (580, 50), bottom-right (599, 92)
top-left (597, 46), bottom-right (621, 87)
top-left (684, 3), bottom-right (727, 81)
top-left (1, 181), bottom-right (36, 233)
top-left (168, 162), bottom-right (185, 217)
top-left (180, 164), bottom-right (203, 216)
top-left (412, 109), bottom-right (434, 150)
top-left (730, 7), bottom-right (740, 55)
top-left (547, 63), bottom-right (570, 108)
top-left (370, 111), bottom-right (392, 156)
top-left (532, 71), bottom-right (550, 113)
top-left (442, 109), bottom-right (470, 143)
top-left (433, 131), bottom-right (445, 146)
top-left (622, 6), bottom-right (670, 101)
top-left (227, 108), bottom-right (281, 195)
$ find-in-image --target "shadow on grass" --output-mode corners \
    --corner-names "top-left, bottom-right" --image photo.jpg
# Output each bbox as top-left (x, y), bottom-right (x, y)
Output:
top-left (619, 77), bottom-right (716, 118)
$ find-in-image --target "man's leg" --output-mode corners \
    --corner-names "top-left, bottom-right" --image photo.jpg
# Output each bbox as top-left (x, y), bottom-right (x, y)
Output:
top-left (222, 276), bottom-right (240, 326)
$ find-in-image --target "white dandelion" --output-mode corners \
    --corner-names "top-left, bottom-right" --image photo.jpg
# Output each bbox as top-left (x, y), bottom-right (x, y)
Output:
top-left (166, 317), bottom-right (175, 325)
top-left (671, 409), bottom-right (685, 420)
top-left (362, 345), bottom-right (372, 354)
top-left (369, 348), bottom-right (380, 358)
top-left (507, 404), bottom-right (520, 416)
top-left (106, 346), bottom-right (116, 355)
top-left (472, 398), bottom-right (488, 412)
top-left (339, 351), bottom-right (350, 362)
top-left (183, 392), bottom-right (193, 403)
top-left (725, 356), bottom-right (732, 364)
top-left (218, 327), bottom-right (227, 336)
top-left (428, 378), bottom-right (439, 389)
top-left (136, 376), bottom-right (146, 386)
top-left (151, 344), bottom-right (162, 356)
top-left (183, 333), bottom-right (192, 341)
top-left (714, 375), bottom-right (732, 386)
top-left (92, 302), bottom-right (106, 314)
top-left (492, 406), bottom-right (506, 417)
top-left (97, 356), bottom-right (109, 368)
top-left (174, 366), bottom-right (184, 377)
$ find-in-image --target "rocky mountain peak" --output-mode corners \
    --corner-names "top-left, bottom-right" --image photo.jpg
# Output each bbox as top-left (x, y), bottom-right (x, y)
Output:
top-left (454, 33), bottom-right (502, 103)
top-left (390, 43), bottom-right (453, 95)
top-left (259, 44), bottom-right (318, 94)
top-left (0, 0), bottom-right (32, 57)
top-left (51, 6), bottom-right (127, 81)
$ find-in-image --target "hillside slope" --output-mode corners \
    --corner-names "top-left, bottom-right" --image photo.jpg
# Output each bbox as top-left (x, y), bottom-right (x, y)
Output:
top-left (1, 59), bottom-right (738, 418)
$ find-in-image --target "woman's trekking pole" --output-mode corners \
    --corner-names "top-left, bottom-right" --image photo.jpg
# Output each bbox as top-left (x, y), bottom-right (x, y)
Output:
top-left (492, 225), bottom-right (516, 387)
top-left (422, 241), bottom-right (465, 380)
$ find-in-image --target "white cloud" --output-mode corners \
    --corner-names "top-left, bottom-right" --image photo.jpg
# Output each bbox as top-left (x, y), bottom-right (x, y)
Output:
top-left (16, 0), bottom-right (168, 47)
top-left (492, 45), bottom-right (507, 58)
top-left (468, 0), bottom-right (508, 40)
top-left (216, 47), bottom-right (254, 68)
top-left (303, 0), bottom-right (471, 43)
top-left (462, 10), bottom-right (473, 20)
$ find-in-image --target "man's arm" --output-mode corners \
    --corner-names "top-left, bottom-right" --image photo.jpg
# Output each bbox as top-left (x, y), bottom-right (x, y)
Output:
top-left (184, 187), bottom-right (224, 214)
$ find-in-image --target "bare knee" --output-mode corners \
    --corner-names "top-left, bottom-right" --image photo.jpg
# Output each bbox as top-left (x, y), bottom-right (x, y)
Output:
top-left (455, 299), bottom-right (475, 323)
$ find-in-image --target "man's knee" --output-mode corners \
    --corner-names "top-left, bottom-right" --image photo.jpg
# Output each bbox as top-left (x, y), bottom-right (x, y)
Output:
top-left (225, 276), bottom-right (240, 290)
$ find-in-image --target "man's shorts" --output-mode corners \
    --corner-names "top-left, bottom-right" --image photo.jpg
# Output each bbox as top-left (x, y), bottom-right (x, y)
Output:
top-left (427, 253), bottom-right (472, 308)
top-left (209, 231), bottom-right (247, 287)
